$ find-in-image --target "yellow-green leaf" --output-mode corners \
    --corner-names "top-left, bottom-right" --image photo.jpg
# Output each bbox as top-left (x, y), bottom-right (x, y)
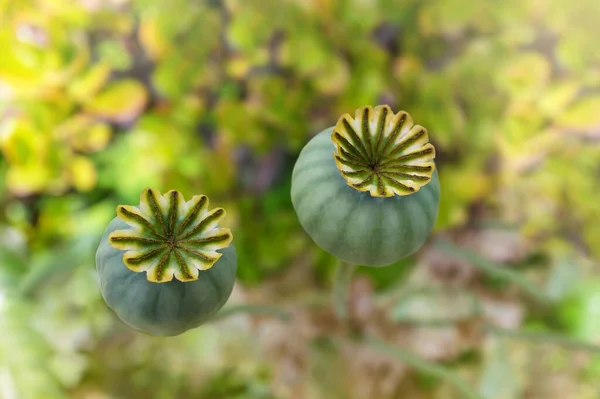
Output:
top-left (0, 118), bottom-right (48, 166)
top-left (54, 114), bottom-right (112, 152)
top-left (0, 30), bottom-right (44, 90)
top-left (67, 62), bottom-right (111, 102)
top-left (496, 52), bottom-right (551, 98)
top-left (74, 122), bottom-right (111, 152)
top-left (138, 17), bottom-right (171, 60)
top-left (555, 96), bottom-right (600, 131)
top-left (70, 156), bottom-right (97, 192)
top-left (84, 79), bottom-right (148, 124)
top-left (539, 80), bottom-right (580, 117)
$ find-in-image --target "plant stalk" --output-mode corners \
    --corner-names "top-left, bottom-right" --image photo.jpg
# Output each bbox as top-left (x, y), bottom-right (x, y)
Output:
top-left (332, 260), bottom-right (357, 320)
top-left (366, 337), bottom-right (482, 399)
top-left (212, 304), bottom-right (291, 322)
top-left (434, 239), bottom-right (549, 304)
top-left (486, 325), bottom-right (600, 354)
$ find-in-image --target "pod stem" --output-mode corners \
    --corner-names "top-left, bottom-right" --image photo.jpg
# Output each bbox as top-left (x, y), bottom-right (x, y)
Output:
top-left (212, 304), bottom-right (291, 322)
top-left (365, 338), bottom-right (482, 399)
top-left (332, 260), bottom-right (357, 320)
top-left (433, 239), bottom-right (549, 303)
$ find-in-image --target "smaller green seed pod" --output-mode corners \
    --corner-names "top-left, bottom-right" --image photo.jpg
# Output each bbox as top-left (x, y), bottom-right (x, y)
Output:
top-left (95, 188), bottom-right (237, 336)
top-left (291, 105), bottom-right (440, 267)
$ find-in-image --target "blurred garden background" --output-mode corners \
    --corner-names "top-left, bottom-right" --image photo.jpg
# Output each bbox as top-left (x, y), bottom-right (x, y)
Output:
top-left (1, 0), bottom-right (600, 398)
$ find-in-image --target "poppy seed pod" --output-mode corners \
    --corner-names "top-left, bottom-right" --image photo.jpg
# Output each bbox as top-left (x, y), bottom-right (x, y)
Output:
top-left (291, 105), bottom-right (440, 266)
top-left (95, 188), bottom-right (237, 336)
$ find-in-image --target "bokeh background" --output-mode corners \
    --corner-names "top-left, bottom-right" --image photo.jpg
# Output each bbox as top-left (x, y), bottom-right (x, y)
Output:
top-left (1, 0), bottom-right (600, 398)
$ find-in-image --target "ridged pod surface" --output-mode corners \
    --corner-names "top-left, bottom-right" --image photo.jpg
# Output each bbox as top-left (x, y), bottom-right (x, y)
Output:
top-left (95, 188), bottom-right (237, 336)
top-left (291, 105), bottom-right (440, 266)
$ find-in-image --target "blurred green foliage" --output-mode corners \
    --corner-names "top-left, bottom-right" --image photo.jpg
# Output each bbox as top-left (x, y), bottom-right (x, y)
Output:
top-left (0, 0), bottom-right (599, 398)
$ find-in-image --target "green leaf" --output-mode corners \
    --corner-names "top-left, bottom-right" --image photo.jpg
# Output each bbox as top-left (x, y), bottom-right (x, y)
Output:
top-left (96, 40), bottom-right (132, 71)
top-left (558, 279), bottom-right (600, 342)
top-left (227, 4), bottom-right (273, 53)
top-left (0, 299), bottom-right (65, 399)
top-left (545, 257), bottom-right (581, 301)
top-left (280, 29), bottom-right (333, 76)
top-left (0, 227), bottom-right (28, 289)
top-left (391, 288), bottom-right (480, 325)
top-left (19, 238), bottom-right (93, 298)
top-left (152, 54), bottom-right (196, 98)
top-left (479, 340), bottom-right (523, 399)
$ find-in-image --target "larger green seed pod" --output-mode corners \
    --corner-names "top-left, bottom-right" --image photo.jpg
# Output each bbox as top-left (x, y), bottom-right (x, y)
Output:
top-left (95, 188), bottom-right (237, 336)
top-left (291, 105), bottom-right (440, 267)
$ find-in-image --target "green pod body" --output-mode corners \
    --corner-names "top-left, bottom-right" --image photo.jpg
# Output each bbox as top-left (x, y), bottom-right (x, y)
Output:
top-left (291, 128), bottom-right (440, 267)
top-left (96, 217), bottom-right (237, 336)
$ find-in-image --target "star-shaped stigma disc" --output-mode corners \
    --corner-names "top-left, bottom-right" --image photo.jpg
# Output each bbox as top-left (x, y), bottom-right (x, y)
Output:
top-left (108, 188), bottom-right (233, 283)
top-left (332, 105), bottom-right (436, 197)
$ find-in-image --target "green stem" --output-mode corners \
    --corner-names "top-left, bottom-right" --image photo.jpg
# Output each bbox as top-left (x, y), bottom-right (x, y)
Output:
top-left (434, 239), bottom-right (549, 304)
top-left (212, 304), bottom-right (291, 322)
top-left (366, 338), bottom-right (482, 399)
top-left (332, 260), bottom-right (357, 320)
top-left (486, 325), bottom-right (600, 354)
